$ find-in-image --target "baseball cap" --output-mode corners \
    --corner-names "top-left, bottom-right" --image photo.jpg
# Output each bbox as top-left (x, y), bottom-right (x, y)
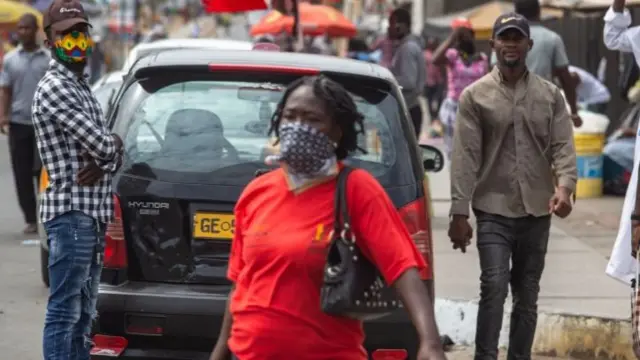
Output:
top-left (493, 13), bottom-right (530, 38)
top-left (43, 0), bottom-right (91, 33)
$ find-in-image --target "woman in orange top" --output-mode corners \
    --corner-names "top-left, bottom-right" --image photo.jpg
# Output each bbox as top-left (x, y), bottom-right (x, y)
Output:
top-left (210, 75), bottom-right (445, 360)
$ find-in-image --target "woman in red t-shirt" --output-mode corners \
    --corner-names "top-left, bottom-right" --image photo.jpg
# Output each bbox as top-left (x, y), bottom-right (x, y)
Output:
top-left (209, 75), bottom-right (445, 360)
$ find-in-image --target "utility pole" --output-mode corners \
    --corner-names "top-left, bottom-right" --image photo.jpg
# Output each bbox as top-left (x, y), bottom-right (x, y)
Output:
top-left (411, 0), bottom-right (422, 34)
top-left (425, 0), bottom-right (444, 17)
top-left (409, 0), bottom-right (444, 34)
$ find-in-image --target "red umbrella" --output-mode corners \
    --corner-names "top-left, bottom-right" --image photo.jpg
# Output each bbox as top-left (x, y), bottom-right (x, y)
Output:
top-left (250, 3), bottom-right (357, 38)
top-left (202, 0), bottom-right (267, 13)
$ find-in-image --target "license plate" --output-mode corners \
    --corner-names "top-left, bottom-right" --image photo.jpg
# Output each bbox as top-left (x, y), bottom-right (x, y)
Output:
top-left (193, 212), bottom-right (235, 240)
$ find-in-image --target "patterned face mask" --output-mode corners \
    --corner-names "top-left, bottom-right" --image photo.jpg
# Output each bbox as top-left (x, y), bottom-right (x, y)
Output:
top-left (267, 122), bottom-right (336, 175)
top-left (54, 30), bottom-right (94, 63)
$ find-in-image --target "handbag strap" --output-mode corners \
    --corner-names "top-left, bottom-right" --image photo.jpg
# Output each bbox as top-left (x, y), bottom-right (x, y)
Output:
top-left (333, 166), bottom-right (354, 235)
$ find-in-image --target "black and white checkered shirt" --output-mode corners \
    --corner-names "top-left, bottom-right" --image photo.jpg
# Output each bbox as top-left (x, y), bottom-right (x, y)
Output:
top-left (32, 60), bottom-right (121, 224)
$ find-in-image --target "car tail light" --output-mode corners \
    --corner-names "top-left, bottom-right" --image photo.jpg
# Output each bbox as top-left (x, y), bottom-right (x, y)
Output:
top-left (90, 334), bottom-right (128, 357)
top-left (125, 314), bottom-right (165, 336)
top-left (208, 63), bottom-right (320, 75)
top-left (398, 197), bottom-right (433, 280)
top-left (372, 349), bottom-right (408, 360)
top-left (104, 195), bottom-right (127, 269)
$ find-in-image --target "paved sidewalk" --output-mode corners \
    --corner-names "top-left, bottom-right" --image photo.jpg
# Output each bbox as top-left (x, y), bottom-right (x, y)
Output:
top-left (446, 347), bottom-right (577, 360)
top-left (432, 199), bottom-right (628, 318)
top-left (431, 197), bottom-right (632, 359)
top-left (553, 196), bottom-right (623, 259)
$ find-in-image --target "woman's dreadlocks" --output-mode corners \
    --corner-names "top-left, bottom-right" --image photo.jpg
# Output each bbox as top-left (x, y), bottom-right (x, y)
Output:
top-left (268, 75), bottom-right (366, 160)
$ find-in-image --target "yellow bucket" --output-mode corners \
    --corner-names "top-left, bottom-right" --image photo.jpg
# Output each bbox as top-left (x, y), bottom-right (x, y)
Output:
top-left (574, 133), bottom-right (605, 198)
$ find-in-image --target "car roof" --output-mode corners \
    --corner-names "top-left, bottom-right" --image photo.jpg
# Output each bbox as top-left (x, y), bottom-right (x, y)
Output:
top-left (130, 49), bottom-right (397, 83)
top-left (91, 70), bottom-right (125, 92)
top-left (103, 71), bottom-right (125, 83)
top-left (122, 39), bottom-right (254, 73)
top-left (132, 38), bottom-right (254, 51)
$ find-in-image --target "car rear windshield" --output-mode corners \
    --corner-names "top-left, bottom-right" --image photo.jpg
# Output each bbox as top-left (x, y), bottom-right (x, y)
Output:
top-left (113, 72), bottom-right (414, 187)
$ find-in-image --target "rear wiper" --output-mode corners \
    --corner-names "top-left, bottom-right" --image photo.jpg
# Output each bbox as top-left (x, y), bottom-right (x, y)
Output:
top-left (106, 89), bottom-right (116, 112)
top-left (105, 89), bottom-right (117, 127)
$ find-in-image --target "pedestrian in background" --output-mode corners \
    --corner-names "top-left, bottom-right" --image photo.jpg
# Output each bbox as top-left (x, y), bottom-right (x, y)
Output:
top-left (423, 36), bottom-right (445, 137)
top-left (87, 34), bottom-right (105, 84)
top-left (602, 116), bottom-right (636, 195)
top-left (32, 0), bottom-right (123, 359)
top-left (0, 14), bottom-right (49, 235)
top-left (371, 33), bottom-right (394, 68)
top-left (388, 8), bottom-right (426, 139)
top-left (431, 18), bottom-right (488, 158)
top-left (449, 14), bottom-right (576, 360)
top-left (568, 65), bottom-right (611, 114)
top-left (495, 0), bottom-right (583, 127)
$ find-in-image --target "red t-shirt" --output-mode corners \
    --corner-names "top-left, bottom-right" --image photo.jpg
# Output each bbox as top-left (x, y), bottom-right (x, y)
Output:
top-left (227, 167), bottom-right (428, 360)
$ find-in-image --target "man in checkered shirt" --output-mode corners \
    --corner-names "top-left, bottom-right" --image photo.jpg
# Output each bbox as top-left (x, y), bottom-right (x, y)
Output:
top-left (32, 0), bottom-right (123, 359)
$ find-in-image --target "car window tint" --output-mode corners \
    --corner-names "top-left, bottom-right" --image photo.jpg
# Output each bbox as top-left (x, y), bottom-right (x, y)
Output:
top-left (114, 77), bottom-right (413, 187)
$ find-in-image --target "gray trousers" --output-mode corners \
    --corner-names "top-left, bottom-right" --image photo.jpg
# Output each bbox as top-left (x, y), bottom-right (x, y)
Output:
top-left (473, 210), bottom-right (551, 360)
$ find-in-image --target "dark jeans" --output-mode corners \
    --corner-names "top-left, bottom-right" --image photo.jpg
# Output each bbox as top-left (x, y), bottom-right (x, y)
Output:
top-left (8, 123), bottom-right (40, 224)
top-left (473, 210), bottom-right (551, 360)
top-left (424, 84), bottom-right (444, 120)
top-left (43, 211), bottom-right (105, 360)
top-left (409, 104), bottom-right (423, 139)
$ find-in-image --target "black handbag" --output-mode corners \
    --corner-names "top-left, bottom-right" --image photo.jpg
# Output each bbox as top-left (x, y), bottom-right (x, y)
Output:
top-left (320, 166), bottom-right (403, 321)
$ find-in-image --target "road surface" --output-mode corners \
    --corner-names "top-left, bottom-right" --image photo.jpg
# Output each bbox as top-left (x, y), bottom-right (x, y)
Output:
top-left (0, 135), bottom-right (48, 359)
top-left (0, 132), bottom-right (588, 359)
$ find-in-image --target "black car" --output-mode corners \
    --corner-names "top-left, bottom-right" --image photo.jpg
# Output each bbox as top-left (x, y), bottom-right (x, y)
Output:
top-left (44, 49), bottom-right (444, 359)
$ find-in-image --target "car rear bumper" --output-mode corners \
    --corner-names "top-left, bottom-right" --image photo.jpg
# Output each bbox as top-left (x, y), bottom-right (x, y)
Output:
top-left (94, 281), bottom-right (228, 359)
top-left (94, 281), bottom-right (418, 359)
top-left (92, 348), bottom-right (210, 360)
top-left (98, 281), bottom-right (229, 315)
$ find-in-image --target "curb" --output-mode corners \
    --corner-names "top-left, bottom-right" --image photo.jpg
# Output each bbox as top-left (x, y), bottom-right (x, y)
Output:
top-left (434, 298), bottom-right (634, 360)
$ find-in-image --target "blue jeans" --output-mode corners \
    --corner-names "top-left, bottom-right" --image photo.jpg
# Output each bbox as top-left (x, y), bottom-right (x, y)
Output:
top-left (43, 211), bottom-right (105, 360)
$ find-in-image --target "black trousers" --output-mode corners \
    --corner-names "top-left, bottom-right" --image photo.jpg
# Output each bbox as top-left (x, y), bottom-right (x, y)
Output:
top-left (409, 104), bottom-right (423, 139)
top-left (9, 123), bottom-right (40, 224)
top-left (424, 84), bottom-right (444, 120)
top-left (473, 210), bottom-right (551, 360)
